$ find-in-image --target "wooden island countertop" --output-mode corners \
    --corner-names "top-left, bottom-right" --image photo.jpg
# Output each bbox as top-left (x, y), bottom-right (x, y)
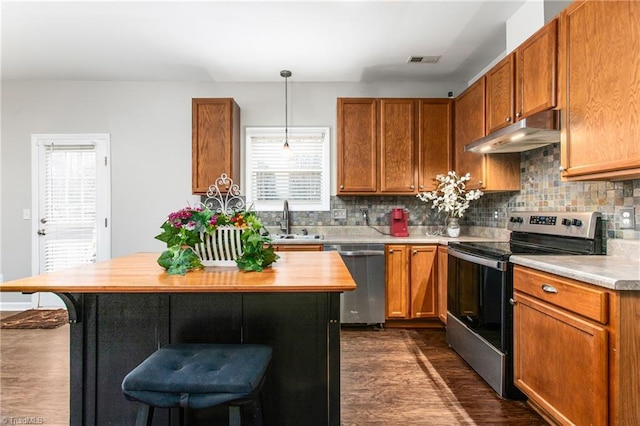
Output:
top-left (0, 251), bottom-right (357, 294)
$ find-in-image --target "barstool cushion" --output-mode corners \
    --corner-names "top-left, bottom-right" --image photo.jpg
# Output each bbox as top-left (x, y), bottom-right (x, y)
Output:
top-left (122, 343), bottom-right (272, 409)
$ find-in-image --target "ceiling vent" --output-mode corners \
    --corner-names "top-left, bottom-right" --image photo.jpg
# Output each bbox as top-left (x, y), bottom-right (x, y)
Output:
top-left (407, 55), bottom-right (441, 64)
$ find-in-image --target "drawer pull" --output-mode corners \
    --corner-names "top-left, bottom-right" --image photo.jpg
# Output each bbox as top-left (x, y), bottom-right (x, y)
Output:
top-left (541, 284), bottom-right (558, 294)
top-left (509, 298), bottom-right (516, 305)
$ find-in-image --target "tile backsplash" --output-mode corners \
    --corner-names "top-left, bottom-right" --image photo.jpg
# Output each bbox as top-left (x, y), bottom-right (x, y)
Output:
top-left (260, 143), bottom-right (639, 240)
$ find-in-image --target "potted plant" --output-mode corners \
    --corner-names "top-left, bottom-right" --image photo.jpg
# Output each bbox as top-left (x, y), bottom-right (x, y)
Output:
top-left (416, 171), bottom-right (483, 237)
top-left (155, 174), bottom-right (278, 275)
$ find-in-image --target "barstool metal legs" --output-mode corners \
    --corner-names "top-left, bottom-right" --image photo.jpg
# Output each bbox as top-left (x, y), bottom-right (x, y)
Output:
top-left (135, 404), bottom-right (153, 426)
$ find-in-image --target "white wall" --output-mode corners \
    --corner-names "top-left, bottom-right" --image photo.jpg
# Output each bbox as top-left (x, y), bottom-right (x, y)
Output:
top-left (0, 79), bottom-right (465, 303)
top-left (467, 0), bottom-right (546, 87)
top-left (506, 0), bottom-right (545, 53)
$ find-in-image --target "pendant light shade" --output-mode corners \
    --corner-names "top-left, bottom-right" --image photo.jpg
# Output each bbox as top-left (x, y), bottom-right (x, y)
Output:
top-left (281, 70), bottom-right (292, 154)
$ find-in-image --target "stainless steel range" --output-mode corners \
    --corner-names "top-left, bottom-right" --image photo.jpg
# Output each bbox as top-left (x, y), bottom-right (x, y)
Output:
top-left (446, 211), bottom-right (603, 399)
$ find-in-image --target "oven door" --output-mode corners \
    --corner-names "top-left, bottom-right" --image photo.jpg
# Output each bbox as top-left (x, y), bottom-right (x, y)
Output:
top-left (447, 248), bottom-right (511, 353)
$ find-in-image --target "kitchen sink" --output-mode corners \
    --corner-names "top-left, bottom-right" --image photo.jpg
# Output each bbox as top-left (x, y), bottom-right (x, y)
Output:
top-left (272, 233), bottom-right (324, 240)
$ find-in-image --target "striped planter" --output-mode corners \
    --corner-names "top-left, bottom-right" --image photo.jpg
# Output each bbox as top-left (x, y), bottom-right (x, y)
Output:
top-left (194, 226), bottom-right (244, 267)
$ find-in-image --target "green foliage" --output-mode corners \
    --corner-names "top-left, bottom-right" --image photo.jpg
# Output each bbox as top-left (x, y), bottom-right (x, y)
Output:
top-left (157, 246), bottom-right (202, 276)
top-left (236, 231), bottom-right (279, 272)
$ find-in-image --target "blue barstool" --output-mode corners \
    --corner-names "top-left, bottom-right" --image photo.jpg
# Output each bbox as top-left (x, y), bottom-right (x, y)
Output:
top-left (122, 343), bottom-right (272, 426)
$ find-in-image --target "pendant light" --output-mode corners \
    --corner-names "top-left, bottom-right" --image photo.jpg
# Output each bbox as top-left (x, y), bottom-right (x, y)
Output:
top-left (280, 70), bottom-right (292, 155)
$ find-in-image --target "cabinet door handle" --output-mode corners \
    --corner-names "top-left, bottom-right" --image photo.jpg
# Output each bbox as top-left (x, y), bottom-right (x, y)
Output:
top-left (410, 185), bottom-right (415, 190)
top-left (515, 112), bottom-right (522, 118)
top-left (509, 298), bottom-right (516, 305)
top-left (388, 249), bottom-right (394, 254)
top-left (541, 284), bottom-right (558, 294)
top-left (419, 185), bottom-right (424, 189)
top-left (412, 250), bottom-right (417, 255)
top-left (340, 185), bottom-right (344, 189)
top-left (505, 117), bottom-right (512, 122)
top-left (559, 166), bottom-right (566, 172)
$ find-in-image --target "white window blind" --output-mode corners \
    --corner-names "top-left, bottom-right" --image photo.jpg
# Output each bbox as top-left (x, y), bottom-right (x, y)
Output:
top-left (246, 127), bottom-right (330, 211)
top-left (43, 144), bottom-right (97, 272)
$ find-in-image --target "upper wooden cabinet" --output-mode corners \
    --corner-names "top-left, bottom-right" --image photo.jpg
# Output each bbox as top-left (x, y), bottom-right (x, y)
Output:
top-left (453, 79), bottom-right (520, 191)
top-left (560, 0), bottom-right (640, 181)
top-left (516, 18), bottom-right (558, 120)
top-left (379, 99), bottom-right (418, 193)
top-left (454, 78), bottom-right (486, 189)
top-left (337, 98), bottom-right (378, 193)
top-left (418, 99), bottom-right (453, 192)
top-left (192, 98), bottom-right (240, 195)
top-left (337, 98), bottom-right (451, 195)
top-left (485, 53), bottom-right (516, 134)
top-left (485, 19), bottom-right (558, 134)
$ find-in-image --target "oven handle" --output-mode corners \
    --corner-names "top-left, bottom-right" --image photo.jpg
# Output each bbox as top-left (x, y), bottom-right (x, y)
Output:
top-left (448, 248), bottom-right (507, 271)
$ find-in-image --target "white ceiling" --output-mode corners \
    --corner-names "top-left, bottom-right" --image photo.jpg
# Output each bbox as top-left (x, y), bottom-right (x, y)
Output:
top-left (1, 1), bottom-right (530, 83)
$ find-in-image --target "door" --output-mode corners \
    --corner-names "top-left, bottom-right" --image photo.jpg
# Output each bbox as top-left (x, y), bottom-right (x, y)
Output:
top-left (513, 292), bottom-right (608, 425)
top-left (485, 53), bottom-right (515, 134)
top-left (453, 78), bottom-right (486, 190)
top-left (385, 245), bottom-right (408, 319)
top-left (410, 245), bottom-right (437, 318)
top-left (31, 134), bottom-right (111, 308)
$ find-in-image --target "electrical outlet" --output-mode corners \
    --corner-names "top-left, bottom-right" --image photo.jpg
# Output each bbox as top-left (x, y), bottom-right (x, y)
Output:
top-left (620, 207), bottom-right (635, 229)
top-left (360, 208), bottom-right (369, 225)
top-left (332, 209), bottom-right (347, 220)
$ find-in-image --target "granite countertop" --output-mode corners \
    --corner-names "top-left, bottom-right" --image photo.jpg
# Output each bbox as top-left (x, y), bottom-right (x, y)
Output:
top-left (267, 225), bottom-right (640, 292)
top-left (509, 255), bottom-right (640, 291)
top-left (266, 225), bottom-right (510, 246)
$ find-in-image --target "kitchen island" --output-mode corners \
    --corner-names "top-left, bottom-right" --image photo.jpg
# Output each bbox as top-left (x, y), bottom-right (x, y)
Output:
top-left (0, 251), bottom-right (356, 426)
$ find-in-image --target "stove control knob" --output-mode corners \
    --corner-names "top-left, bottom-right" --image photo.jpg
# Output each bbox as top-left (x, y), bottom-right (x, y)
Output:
top-left (571, 219), bottom-right (583, 227)
top-left (515, 217), bottom-right (523, 223)
top-left (562, 218), bottom-right (572, 226)
top-left (510, 216), bottom-right (522, 223)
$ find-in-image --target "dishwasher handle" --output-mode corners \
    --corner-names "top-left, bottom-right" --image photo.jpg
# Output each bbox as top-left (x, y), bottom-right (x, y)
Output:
top-left (338, 250), bottom-right (386, 257)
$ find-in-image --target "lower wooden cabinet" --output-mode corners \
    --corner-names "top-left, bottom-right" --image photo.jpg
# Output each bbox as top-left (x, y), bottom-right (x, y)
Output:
top-left (385, 245), bottom-right (437, 319)
top-left (437, 246), bottom-right (448, 324)
top-left (513, 266), bottom-right (640, 425)
top-left (272, 244), bottom-right (323, 252)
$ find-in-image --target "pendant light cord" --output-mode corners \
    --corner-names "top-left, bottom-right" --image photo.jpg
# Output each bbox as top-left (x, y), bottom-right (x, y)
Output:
top-left (280, 70), bottom-right (292, 148)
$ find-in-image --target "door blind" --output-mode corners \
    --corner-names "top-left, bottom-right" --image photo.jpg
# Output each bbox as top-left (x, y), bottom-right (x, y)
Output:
top-left (43, 144), bottom-right (97, 272)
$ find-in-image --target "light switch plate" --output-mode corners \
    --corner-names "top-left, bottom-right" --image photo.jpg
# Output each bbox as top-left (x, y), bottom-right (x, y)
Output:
top-left (620, 207), bottom-right (635, 229)
top-left (332, 209), bottom-right (347, 220)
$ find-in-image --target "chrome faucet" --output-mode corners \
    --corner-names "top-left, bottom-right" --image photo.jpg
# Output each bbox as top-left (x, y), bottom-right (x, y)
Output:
top-left (280, 200), bottom-right (290, 235)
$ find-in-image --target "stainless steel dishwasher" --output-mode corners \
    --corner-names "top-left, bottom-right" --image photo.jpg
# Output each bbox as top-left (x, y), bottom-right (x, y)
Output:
top-left (324, 244), bottom-right (386, 326)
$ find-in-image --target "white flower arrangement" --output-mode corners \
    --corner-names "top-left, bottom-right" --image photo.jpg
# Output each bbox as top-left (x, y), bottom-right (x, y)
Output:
top-left (417, 171), bottom-right (484, 218)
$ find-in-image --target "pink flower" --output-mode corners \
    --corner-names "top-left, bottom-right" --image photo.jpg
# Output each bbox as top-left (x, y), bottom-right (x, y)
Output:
top-left (185, 221), bottom-right (196, 231)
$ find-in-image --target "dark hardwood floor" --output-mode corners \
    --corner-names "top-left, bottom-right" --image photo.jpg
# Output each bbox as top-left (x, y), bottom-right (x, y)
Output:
top-left (0, 312), bottom-right (545, 425)
top-left (341, 326), bottom-right (546, 425)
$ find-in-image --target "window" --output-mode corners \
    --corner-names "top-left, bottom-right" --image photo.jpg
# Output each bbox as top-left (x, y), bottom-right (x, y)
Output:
top-left (245, 127), bottom-right (330, 211)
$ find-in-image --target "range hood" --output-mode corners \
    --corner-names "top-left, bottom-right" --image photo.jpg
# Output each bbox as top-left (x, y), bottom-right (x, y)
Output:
top-left (464, 109), bottom-right (560, 154)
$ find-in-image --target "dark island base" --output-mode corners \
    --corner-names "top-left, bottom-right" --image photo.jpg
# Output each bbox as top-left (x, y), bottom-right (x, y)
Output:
top-left (65, 292), bottom-right (341, 425)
